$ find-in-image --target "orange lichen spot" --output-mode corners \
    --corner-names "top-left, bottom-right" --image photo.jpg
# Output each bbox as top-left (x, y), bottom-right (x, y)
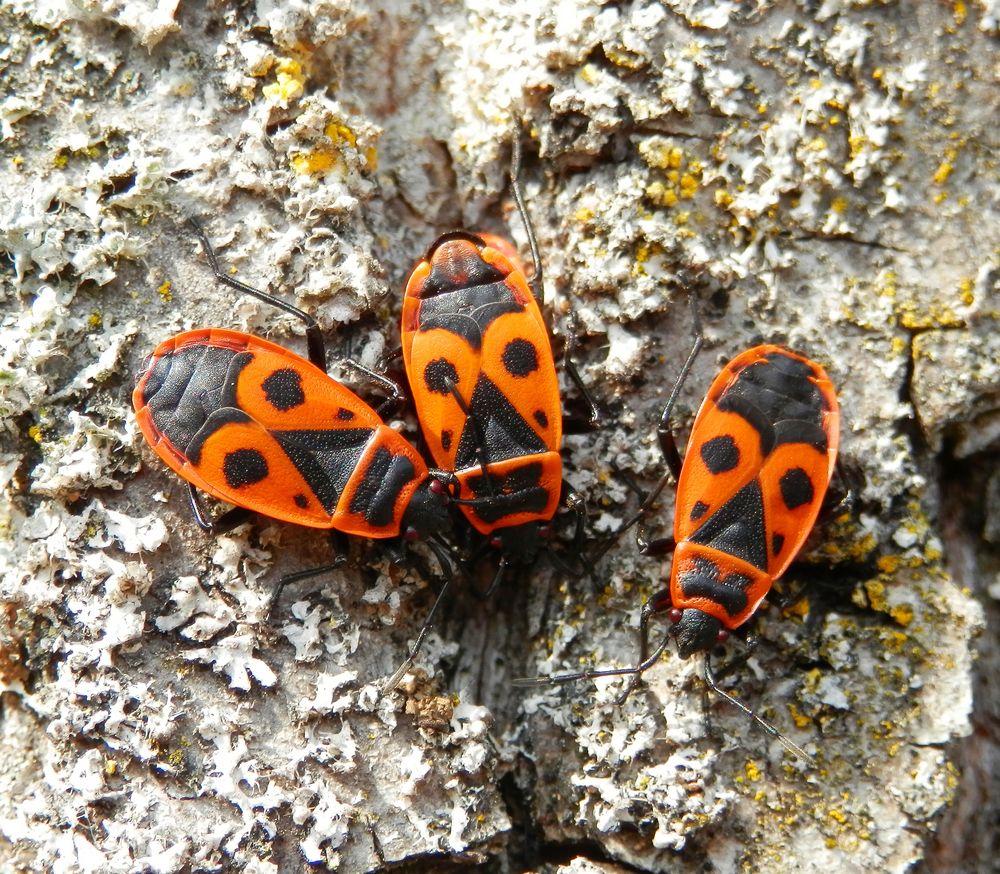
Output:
top-left (877, 554), bottom-right (901, 575)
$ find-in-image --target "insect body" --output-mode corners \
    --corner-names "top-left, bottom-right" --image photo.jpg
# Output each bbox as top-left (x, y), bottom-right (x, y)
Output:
top-left (133, 327), bottom-right (449, 540)
top-left (664, 344), bottom-right (840, 655)
top-left (401, 230), bottom-right (563, 562)
top-left (515, 340), bottom-right (840, 761)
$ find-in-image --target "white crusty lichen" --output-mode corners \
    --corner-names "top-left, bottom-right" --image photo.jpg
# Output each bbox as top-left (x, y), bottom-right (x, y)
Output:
top-left (1, 0), bottom-right (997, 871)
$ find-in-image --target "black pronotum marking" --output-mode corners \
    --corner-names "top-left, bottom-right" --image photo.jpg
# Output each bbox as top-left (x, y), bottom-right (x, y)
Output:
top-left (690, 500), bottom-right (709, 521)
top-left (689, 479), bottom-right (768, 570)
top-left (424, 358), bottom-right (460, 395)
top-left (416, 238), bottom-right (524, 348)
top-left (677, 555), bottom-right (752, 618)
top-left (717, 352), bottom-right (827, 451)
top-left (261, 368), bottom-right (305, 411)
top-left (223, 448), bottom-right (269, 488)
top-left (454, 375), bottom-right (546, 469)
top-left (275, 428), bottom-right (375, 514)
top-left (779, 467), bottom-right (814, 510)
top-left (145, 345), bottom-right (254, 457)
top-left (466, 461), bottom-right (550, 524)
top-left (349, 446), bottom-right (416, 527)
top-left (700, 435), bottom-right (740, 474)
top-left (502, 338), bottom-right (539, 377)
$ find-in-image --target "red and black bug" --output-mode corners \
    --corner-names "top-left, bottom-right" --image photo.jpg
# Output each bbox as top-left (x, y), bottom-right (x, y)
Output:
top-left (517, 325), bottom-right (841, 761)
top-left (133, 222), bottom-right (455, 689)
top-left (400, 139), bottom-right (592, 578)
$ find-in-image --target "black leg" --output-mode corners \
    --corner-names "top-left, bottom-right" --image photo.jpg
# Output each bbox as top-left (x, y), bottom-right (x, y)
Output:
top-left (381, 539), bottom-right (455, 693)
top-left (267, 531), bottom-right (350, 619)
top-left (510, 133), bottom-right (543, 306)
top-left (187, 218), bottom-right (328, 372)
top-left (340, 358), bottom-right (407, 419)
top-left (187, 484), bottom-right (254, 533)
top-left (702, 653), bottom-right (815, 766)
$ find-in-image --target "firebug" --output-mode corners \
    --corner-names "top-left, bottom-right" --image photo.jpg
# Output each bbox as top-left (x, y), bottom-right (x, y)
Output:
top-left (400, 138), bottom-right (591, 579)
top-left (517, 325), bottom-right (841, 761)
top-left (132, 221), bottom-right (456, 690)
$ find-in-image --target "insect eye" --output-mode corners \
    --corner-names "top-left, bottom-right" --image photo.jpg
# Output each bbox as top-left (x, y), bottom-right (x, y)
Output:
top-left (668, 608), bottom-right (683, 624)
top-left (404, 527), bottom-right (420, 542)
top-left (429, 478), bottom-right (444, 495)
top-left (490, 535), bottom-right (503, 549)
top-left (537, 524), bottom-right (551, 539)
top-left (715, 629), bottom-right (730, 645)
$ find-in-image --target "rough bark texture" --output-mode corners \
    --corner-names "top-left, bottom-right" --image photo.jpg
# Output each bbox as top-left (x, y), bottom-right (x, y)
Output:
top-left (1, 1), bottom-right (997, 872)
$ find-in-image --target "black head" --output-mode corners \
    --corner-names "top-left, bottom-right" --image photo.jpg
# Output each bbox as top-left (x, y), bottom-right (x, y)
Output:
top-left (400, 476), bottom-right (453, 541)
top-left (672, 609), bottom-right (727, 659)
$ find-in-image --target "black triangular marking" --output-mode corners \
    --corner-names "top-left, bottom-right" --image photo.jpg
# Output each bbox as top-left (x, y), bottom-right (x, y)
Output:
top-left (454, 374), bottom-right (546, 469)
top-left (274, 428), bottom-right (374, 514)
top-left (689, 478), bottom-right (768, 571)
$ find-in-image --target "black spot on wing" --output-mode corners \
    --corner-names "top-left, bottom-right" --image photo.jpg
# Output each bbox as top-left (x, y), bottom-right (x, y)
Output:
top-left (349, 446), bottom-right (416, 527)
top-left (771, 532), bottom-right (785, 555)
top-left (424, 358), bottom-right (459, 395)
top-left (336, 408), bottom-right (355, 421)
top-left (779, 467), bottom-right (814, 510)
top-left (689, 479), bottom-right (768, 571)
top-left (274, 428), bottom-right (374, 514)
top-left (690, 500), bottom-right (709, 521)
top-left (294, 493), bottom-right (310, 509)
top-left (261, 368), bottom-right (305, 411)
top-left (533, 410), bottom-right (548, 429)
top-left (223, 448), bottom-right (269, 488)
top-left (454, 375), bottom-right (546, 469)
top-left (700, 435), bottom-right (740, 474)
top-left (441, 430), bottom-right (452, 451)
top-left (502, 338), bottom-right (539, 377)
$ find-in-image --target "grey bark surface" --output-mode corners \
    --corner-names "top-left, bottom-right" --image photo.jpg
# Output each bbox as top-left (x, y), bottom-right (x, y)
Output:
top-left (0, 1), bottom-right (997, 872)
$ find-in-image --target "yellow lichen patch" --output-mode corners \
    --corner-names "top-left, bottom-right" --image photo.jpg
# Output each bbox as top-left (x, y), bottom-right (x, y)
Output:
top-left (880, 629), bottom-right (909, 654)
top-left (958, 276), bottom-right (974, 306)
top-left (889, 603), bottom-right (914, 627)
top-left (877, 554), bottom-right (901, 575)
top-left (27, 424), bottom-right (43, 444)
top-left (157, 280), bottom-right (173, 302)
top-left (263, 57), bottom-right (306, 103)
top-left (744, 759), bottom-right (763, 781)
top-left (88, 310), bottom-right (103, 330)
top-left (953, 0), bottom-right (967, 24)
top-left (828, 808), bottom-right (848, 825)
top-left (787, 702), bottom-right (811, 729)
top-left (831, 196), bottom-right (848, 215)
top-left (864, 580), bottom-right (888, 612)
top-left (291, 149), bottom-right (337, 175)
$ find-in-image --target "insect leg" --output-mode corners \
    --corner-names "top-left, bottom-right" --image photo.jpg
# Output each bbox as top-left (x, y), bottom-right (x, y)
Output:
top-left (187, 218), bottom-right (328, 372)
top-left (186, 483), bottom-right (254, 532)
top-left (381, 539), bottom-right (455, 693)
